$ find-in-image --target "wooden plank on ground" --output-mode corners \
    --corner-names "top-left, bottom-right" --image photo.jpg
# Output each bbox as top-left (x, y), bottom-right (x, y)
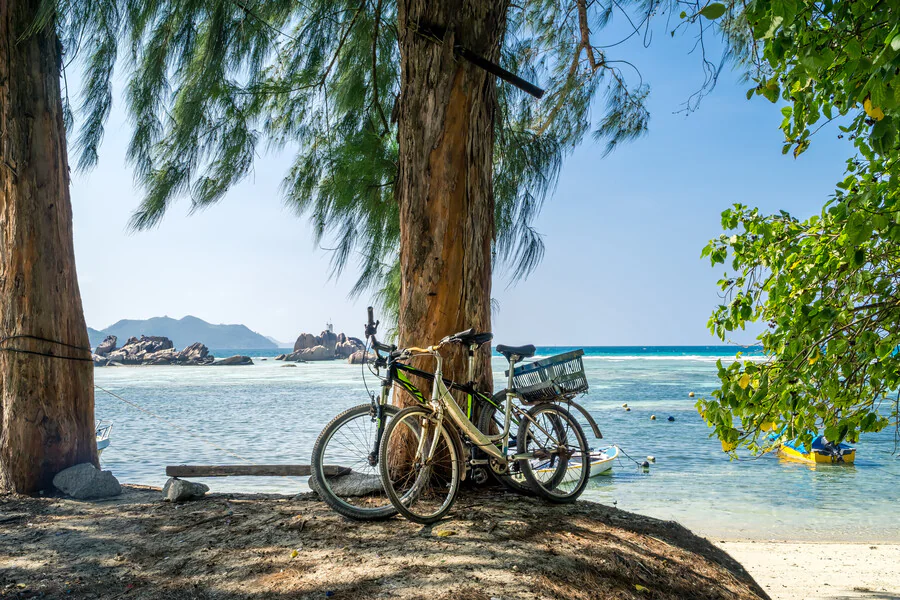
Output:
top-left (165, 464), bottom-right (350, 478)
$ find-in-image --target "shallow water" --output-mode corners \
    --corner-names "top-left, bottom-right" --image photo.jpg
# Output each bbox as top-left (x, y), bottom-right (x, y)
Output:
top-left (94, 347), bottom-right (900, 541)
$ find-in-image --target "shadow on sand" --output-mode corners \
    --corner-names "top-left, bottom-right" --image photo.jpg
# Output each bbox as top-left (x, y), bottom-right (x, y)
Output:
top-left (0, 485), bottom-right (770, 599)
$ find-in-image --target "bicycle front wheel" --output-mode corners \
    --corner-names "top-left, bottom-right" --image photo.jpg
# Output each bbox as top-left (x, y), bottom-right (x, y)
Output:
top-left (310, 404), bottom-right (400, 520)
top-left (517, 403), bottom-right (591, 503)
top-left (379, 406), bottom-right (461, 525)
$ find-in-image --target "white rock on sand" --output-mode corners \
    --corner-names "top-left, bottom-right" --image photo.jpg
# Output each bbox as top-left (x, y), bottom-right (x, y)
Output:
top-left (716, 541), bottom-right (900, 600)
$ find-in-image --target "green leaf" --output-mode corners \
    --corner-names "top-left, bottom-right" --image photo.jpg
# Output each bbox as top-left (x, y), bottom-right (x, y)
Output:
top-left (699, 3), bottom-right (727, 20)
top-left (891, 35), bottom-right (900, 51)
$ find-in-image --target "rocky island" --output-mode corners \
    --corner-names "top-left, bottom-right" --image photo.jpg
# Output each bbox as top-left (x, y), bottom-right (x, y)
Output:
top-left (91, 335), bottom-right (252, 367)
top-left (275, 329), bottom-right (371, 363)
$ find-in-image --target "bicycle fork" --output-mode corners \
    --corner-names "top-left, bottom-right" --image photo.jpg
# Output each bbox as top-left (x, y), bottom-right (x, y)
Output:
top-left (367, 379), bottom-right (393, 466)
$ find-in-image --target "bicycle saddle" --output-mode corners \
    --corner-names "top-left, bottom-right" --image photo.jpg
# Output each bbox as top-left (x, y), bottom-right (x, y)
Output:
top-left (496, 344), bottom-right (536, 360)
top-left (448, 328), bottom-right (493, 347)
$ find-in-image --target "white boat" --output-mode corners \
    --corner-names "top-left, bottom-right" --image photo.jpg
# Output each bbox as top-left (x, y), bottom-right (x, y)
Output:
top-left (96, 420), bottom-right (112, 456)
top-left (516, 445), bottom-right (618, 484)
top-left (579, 446), bottom-right (619, 477)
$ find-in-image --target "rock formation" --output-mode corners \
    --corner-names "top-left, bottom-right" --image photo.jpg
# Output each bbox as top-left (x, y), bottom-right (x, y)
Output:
top-left (94, 335), bottom-right (117, 357)
top-left (212, 355), bottom-right (254, 366)
top-left (93, 335), bottom-right (215, 366)
top-left (162, 478), bottom-right (209, 502)
top-left (52, 463), bottom-right (122, 499)
top-left (290, 329), bottom-right (366, 361)
top-left (347, 350), bottom-right (374, 364)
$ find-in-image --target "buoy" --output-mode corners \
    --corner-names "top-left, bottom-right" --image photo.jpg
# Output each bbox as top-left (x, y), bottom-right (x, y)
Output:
top-left (650, 415), bottom-right (656, 420)
top-left (641, 461), bottom-right (650, 470)
top-left (688, 391), bottom-right (695, 397)
top-left (622, 403), bottom-right (628, 408)
top-left (647, 456), bottom-right (656, 463)
top-left (625, 407), bottom-right (631, 412)
top-left (667, 416), bottom-right (675, 422)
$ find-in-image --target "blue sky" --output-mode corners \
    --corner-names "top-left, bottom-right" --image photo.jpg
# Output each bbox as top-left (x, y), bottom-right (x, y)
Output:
top-left (69, 17), bottom-right (850, 346)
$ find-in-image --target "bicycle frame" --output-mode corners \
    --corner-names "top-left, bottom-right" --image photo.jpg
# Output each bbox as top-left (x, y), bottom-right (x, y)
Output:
top-left (416, 349), bottom-right (546, 465)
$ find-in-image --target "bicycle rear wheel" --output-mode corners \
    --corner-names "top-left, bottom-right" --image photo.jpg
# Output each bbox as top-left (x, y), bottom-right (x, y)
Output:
top-left (516, 403), bottom-right (590, 503)
top-left (379, 406), bottom-right (461, 525)
top-left (310, 404), bottom-right (399, 520)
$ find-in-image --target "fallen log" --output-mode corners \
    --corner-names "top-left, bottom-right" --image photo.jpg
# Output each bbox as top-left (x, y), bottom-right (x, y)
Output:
top-left (165, 464), bottom-right (350, 478)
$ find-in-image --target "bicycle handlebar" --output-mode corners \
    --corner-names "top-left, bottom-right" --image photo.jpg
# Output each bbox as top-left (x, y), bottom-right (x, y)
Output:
top-left (365, 306), bottom-right (378, 338)
top-left (362, 308), bottom-right (447, 367)
top-left (404, 345), bottom-right (438, 354)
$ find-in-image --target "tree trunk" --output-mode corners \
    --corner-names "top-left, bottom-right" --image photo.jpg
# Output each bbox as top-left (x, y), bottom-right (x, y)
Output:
top-left (395, 0), bottom-right (506, 406)
top-left (0, 0), bottom-right (96, 493)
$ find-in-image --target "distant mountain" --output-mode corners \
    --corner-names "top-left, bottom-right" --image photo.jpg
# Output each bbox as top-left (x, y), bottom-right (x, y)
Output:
top-left (87, 327), bottom-right (105, 346)
top-left (88, 316), bottom-right (277, 350)
top-left (264, 335), bottom-right (292, 348)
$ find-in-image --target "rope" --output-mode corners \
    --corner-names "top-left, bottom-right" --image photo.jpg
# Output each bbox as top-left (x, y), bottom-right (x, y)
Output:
top-left (612, 444), bottom-right (647, 469)
top-left (0, 334), bottom-right (93, 362)
top-left (94, 384), bottom-right (255, 465)
top-left (1, 334), bottom-right (90, 352)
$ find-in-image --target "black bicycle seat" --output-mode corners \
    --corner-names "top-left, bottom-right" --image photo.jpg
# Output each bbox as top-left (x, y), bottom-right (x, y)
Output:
top-left (496, 344), bottom-right (536, 360)
top-left (449, 328), bottom-right (493, 347)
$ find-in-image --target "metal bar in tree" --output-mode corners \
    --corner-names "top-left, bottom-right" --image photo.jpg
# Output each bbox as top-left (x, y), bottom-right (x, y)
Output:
top-left (410, 21), bottom-right (545, 99)
top-left (165, 464), bottom-right (350, 478)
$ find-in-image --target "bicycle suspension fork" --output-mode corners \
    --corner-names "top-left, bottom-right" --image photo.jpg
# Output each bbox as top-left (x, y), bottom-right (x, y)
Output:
top-left (367, 377), bottom-right (393, 466)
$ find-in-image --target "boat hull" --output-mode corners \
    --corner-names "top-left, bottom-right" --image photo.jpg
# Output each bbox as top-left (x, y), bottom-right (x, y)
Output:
top-left (778, 444), bottom-right (855, 464)
top-left (515, 446), bottom-right (618, 485)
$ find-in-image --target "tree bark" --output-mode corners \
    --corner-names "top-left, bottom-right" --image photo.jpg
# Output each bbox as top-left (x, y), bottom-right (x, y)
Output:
top-left (396, 0), bottom-right (506, 405)
top-left (0, 0), bottom-right (96, 493)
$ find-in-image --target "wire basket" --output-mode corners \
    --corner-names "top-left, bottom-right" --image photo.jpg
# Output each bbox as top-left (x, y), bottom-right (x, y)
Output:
top-left (507, 349), bottom-right (588, 403)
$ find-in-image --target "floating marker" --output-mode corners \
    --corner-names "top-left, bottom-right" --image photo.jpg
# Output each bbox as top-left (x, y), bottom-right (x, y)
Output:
top-left (650, 415), bottom-right (657, 420)
top-left (689, 391), bottom-right (695, 397)
top-left (622, 403), bottom-right (628, 408)
top-left (667, 416), bottom-right (675, 422)
top-left (625, 407), bottom-right (631, 412)
top-left (647, 456), bottom-right (656, 463)
top-left (641, 461), bottom-right (650, 470)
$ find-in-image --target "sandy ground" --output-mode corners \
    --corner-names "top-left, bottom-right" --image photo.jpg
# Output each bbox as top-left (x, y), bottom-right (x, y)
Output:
top-left (717, 542), bottom-right (900, 600)
top-left (0, 485), bottom-right (769, 600)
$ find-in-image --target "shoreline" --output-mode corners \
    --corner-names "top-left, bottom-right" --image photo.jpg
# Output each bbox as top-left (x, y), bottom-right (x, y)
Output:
top-left (715, 541), bottom-right (900, 600)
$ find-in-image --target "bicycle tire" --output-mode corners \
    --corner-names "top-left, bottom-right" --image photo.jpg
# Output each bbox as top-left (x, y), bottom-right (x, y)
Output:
top-left (310, 403), bottom-right (400, 521)
top-left (379, 405), bottom-right (462, 525)
top-left (517, 403), bottom-right (591, 503)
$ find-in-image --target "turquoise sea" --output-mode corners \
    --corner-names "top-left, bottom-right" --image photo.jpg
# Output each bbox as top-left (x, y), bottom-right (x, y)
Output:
top-left (94, 346), bottom-right (900, 541)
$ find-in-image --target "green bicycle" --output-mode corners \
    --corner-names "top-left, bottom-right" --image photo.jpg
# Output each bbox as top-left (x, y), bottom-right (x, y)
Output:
top-left (311, 308), bottom-right (598, 522)
top-left (310, 308), bottom-right (503, 520)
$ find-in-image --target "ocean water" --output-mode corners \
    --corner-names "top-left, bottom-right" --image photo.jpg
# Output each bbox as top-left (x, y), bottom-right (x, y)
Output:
top-left (94, 346), bottom-right (900, 541)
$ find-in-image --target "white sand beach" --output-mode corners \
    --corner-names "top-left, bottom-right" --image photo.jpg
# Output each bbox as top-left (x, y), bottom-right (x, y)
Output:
top-left (717, 542), bottom-right (900, 600)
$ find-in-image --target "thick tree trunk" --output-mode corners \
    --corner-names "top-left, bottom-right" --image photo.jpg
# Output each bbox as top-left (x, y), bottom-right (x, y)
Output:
top-left (396, 0), bottom-right (506, 404)
top-left (0, 0), bottom-right (96, 493)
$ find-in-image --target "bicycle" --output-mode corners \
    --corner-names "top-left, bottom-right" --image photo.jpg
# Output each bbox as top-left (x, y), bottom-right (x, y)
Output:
top-left (377, 338), bottom-right (592, 524)
top-left (310, 307), bottom-right (507, 520)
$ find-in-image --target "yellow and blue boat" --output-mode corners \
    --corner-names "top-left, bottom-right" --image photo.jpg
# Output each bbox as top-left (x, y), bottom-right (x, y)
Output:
top-left (776, 435), bottom-right (855, 465)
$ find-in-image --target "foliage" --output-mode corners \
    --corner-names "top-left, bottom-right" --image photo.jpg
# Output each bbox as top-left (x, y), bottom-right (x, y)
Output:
top-left (56, 0), bottom-right (657, 321)
top-left (695, 0), bottom-right (900, 451)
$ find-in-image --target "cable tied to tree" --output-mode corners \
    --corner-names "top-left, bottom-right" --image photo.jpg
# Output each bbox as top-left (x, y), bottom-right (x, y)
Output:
top-left (0, 334), bottom-right (93, 362)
